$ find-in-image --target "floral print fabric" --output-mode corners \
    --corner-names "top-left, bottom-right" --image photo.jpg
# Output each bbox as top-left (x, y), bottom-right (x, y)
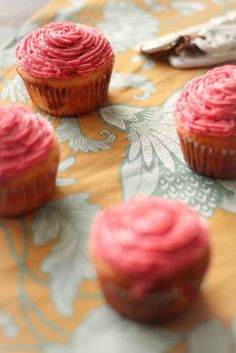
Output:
top-left (0, 0), bottom-right (236, 352)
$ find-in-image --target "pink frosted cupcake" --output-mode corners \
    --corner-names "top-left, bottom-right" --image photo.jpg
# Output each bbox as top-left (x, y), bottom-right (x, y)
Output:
top-left (15, 22), bottom-right (114, 117)
top-left (174, 65), bottom-right (236, 178)
top-left (89, 195), bottom-right (210, 323)
top-left (0, 105), bottom-right (60, 217)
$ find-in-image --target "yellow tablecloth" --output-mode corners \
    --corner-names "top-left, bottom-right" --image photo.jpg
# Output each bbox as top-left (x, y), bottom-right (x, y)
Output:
top-left (1, 0), bottom-right (236, 352)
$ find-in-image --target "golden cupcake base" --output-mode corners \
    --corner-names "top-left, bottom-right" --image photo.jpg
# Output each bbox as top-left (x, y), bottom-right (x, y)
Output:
top-left (0, 137), bottom-right (60, 217)
top-left (17, 62), bottom-right (113, 117)
top-left (175, 119), bottom-right (236, 178)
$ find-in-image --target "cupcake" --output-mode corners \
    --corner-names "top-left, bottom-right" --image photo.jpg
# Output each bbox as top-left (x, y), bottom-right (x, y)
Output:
top-left (0, 105), bottom-right (60, 217)
top-left (15, 22), bottom-right (114, 117)
top-left (174, 65), bottom-right (236, 178)
top-left (89, 195), bottom-right (210, 323)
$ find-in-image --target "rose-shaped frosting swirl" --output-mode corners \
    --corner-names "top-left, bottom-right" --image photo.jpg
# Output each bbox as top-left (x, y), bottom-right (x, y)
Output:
top-left (175, 65), bottom-right (236, 136)
top-left (16, 22), bottom-right (114, 78)
top-left (90, 196), bottom-right (209, 297)
top-left (0, 105), bottom-right (54, 179)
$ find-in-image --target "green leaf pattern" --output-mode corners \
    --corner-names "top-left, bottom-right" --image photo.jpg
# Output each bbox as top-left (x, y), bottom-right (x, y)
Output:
top-left (1, 75), bottom-right (29, 103)
top-left (43, 307), bottom-right (236, 353)
top-left (98, 2), bottom-right (159, 53)
top-left (110, 72), bottom-right (156, 100)
top-left (170, 1), bottom-right (207, 15)
top-left (56, 118), bottom-right (116, 153)
top-left (98, 90), bottom-right (236, 218)
top-left (57, 156), bottom-right (77, 186)
top-left (43, 306), bottom-right (181, 353)
top-left (54, 0), bottom-right (85, 22)
top-left (0, 311), bottom-right (19, 338)
top-left (32, 193), bottom-right (99, 316)
top-left (187, 320), bottom-right (232, 353)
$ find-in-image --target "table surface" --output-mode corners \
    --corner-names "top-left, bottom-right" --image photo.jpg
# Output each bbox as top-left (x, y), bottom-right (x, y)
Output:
top-left (1, 1), bottom-right (236, 353)
top-left (0, 0), bottom-right (49, 48)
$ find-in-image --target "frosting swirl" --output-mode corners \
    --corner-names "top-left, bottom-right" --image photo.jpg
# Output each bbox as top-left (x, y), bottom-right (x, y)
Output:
top-left (175, 65), bottom-right (236, 136)
top-left (90, 196), bottom-right (209, 297)
top-left (16, 22), bottom-right (114, 78)
top-left (0, 105), bottom-right (54, 179)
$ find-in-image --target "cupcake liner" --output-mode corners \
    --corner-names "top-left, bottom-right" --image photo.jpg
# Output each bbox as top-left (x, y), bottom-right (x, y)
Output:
top-left (178, 134), bottom-right (236, 178)
top-left (0, 167), bottom-right (57, 217)
top-left (100, 277), bottom-right (200, 323)
top-left (23, 69), bottom-right (112, 117)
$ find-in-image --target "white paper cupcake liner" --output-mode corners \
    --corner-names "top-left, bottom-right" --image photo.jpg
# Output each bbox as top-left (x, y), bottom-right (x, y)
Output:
top-left (178, 135), bottom-right (236, 178)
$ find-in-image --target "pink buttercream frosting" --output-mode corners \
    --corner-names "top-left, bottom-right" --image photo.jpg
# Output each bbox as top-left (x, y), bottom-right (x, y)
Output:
top-left (0, 105), bottom-right (54, 179)
top-left (175, 65), bottom-right (236, 137)
top-left (90, 196), bottom-right (209, 298)
top-left (15, 22), bottom-right (114, 78)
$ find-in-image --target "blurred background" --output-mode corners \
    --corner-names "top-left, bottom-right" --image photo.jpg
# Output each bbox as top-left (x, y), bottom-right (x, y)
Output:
top-left (0, 0), bottom-right (49, 47)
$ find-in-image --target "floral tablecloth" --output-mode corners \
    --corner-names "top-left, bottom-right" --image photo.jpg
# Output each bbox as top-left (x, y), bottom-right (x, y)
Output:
top-left (1, 0), bottom-right (236, 352)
